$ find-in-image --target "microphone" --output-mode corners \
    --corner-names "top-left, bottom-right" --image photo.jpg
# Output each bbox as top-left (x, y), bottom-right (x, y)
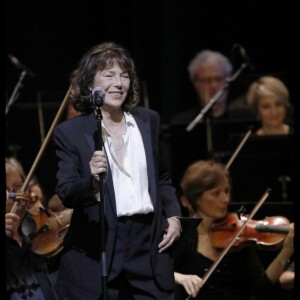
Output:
top-left (237, 45), bottom-right (255, 72)
top-left (8, 54), bottom-right (36, 78)
top-left (91, 87), bottom-right (105, 108)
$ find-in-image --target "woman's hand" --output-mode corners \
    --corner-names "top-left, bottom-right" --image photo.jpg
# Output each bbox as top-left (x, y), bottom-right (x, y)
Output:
top-left (174, 272), bottom-right (203, 298)
top-left (282, 223), bottom-right (294, 255)
top-left (89, 150), bottom-right (108, 189)
top-left (5, 212), bottom-right (20, 238)
top-left (158, 216), bottom-right (181, 253)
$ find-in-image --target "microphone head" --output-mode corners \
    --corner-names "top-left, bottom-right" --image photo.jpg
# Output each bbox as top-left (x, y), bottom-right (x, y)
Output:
top-left (236, 44), bottom-right (255, 72)
top-left (8, 54), bottom-right (21, 67)
top-left (91, 87), bottom-right (105, 107)
top-left (8, 54), bottom-right (36, 78)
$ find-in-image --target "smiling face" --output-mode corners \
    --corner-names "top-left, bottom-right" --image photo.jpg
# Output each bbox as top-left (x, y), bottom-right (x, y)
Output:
top-left (257, 95), bottom-right (286, 129)
top-left (93, 63), bottom-right (130, 112)
top-left (247, 76), bottom-right (290, 132)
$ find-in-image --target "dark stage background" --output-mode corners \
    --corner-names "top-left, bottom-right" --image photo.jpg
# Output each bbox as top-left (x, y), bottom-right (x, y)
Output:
top-left (5, 0), bottom-right (295, 217)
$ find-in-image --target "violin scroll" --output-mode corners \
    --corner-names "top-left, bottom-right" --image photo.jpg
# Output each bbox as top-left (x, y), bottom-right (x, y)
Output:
top-left (8, 191), bottom-right (38, 210)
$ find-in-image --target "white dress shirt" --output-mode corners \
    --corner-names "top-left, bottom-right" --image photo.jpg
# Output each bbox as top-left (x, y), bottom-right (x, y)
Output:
top-left (103, 112), bottom-right (154, 217)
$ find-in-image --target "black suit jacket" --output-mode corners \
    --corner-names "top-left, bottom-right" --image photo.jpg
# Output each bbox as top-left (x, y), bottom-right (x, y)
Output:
top-left (53, 106), bottom-right (181, 298)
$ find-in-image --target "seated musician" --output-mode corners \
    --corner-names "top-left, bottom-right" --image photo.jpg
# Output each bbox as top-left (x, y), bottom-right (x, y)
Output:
top-left (173, 160), bottom-right (294, 300)
top-left (5, 157), bottom-right (59, 300)
top-left (247, 76), bottom-right (293, 135)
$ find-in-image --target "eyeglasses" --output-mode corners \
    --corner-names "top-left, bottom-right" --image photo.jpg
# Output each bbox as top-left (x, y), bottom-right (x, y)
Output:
top-left (195, 76), bottom-right (226, 85)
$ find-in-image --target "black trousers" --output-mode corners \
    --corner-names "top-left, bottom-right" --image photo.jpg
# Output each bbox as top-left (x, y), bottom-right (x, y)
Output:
top-left (108, 213), bottom-right (174, 300)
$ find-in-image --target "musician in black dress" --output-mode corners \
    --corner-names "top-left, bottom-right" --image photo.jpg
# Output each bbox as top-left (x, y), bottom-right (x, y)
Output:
top-left (173, 160), bottom-right (294, 300)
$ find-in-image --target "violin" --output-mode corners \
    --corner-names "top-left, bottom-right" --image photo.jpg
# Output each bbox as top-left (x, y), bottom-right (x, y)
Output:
top-left (210, 212), bottom-right (290, 251)
top-left (20, 208), bottom-right (73, 257)
top-left (7, 89), bottom-right (73, 257)
top-left (10, 190), bottom-right (73, 257)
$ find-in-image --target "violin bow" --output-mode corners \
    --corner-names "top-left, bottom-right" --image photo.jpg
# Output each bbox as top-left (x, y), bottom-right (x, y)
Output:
top-left (185, 188), bottom-right (271, 300)
top-left (10, 86), bottom-right (72, 216)
top-left (225, 127), bottom-right (252, 170)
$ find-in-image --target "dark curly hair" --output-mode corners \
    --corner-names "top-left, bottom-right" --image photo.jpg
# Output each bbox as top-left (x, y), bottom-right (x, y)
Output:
top-left (69, 42), bottom-right (140, 113)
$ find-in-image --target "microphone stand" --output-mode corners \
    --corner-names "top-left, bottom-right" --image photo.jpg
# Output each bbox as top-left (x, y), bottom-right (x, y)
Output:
top-left (186, 63), bottom-right (248, 133)
top-left (94, 106), bottom-right (108, 300)
top-left (6, 70), bottom-right (27, 115)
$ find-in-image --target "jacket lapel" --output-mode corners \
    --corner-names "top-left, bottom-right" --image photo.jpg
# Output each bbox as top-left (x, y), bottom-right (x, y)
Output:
top-left (133, 112), bottom-right (157, 206)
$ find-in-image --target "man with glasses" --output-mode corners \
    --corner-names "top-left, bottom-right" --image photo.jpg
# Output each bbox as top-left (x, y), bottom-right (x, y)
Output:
top-left (171, 50), bottom-right (232, 124)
